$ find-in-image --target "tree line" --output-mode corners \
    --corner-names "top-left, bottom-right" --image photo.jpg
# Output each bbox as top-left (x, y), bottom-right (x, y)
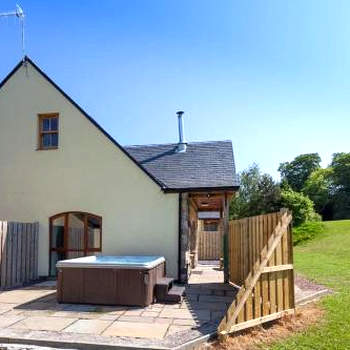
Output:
top-left (230, 152), bottom-right (350, 226)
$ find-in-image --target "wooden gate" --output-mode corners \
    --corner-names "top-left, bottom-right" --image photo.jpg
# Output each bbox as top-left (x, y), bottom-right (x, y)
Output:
top-left (198, 230), bottom-right (223, 260)
top-left (219, 209), bottom-right (295, 335)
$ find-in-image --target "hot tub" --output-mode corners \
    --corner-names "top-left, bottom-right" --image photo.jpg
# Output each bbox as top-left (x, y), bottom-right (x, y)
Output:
top-left (56, 255), bottom-right (166, 306)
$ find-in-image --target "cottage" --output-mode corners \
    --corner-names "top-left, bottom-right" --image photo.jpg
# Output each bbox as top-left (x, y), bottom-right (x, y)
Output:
top-left (0, 57), bottom-right (239, 282)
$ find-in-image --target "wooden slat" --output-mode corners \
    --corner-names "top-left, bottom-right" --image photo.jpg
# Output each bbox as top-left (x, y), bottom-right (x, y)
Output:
top-left (6, 223), bottom-right (13, 289)
top-left (22, 224), bottom-right (28, 284)
top-left (222, 309), bottom-right (295, 334)
top-left (17, 223), bottom-right (22, 285)
top-left (275, 229), bottom-right (285, 312)
top-left (34, 222), bottom-right (39, 280)
top-left (261, 272), bottom-right (270, 316)
top-left (262, 264), bottom-right (293, 273)
top-left (11, 223), bottom-right (17, 286)
top-left (30, 223), bottom-right (35, 280)
top-left (0, 222), bottom-right (7, 288)
top-left (283, 270), bottom-right (290, 310)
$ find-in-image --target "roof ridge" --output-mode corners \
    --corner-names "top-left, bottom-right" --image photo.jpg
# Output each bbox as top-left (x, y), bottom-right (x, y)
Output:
top-left (125, 140), bottom-right (232, 148)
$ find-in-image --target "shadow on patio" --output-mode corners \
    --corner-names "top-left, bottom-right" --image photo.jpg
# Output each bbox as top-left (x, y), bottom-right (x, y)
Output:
top-left (182, 261), bottom-right (238, 332)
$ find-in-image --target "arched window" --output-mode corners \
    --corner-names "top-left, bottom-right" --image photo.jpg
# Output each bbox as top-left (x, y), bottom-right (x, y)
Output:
top-left (49, 212), bottom-right (102, 276)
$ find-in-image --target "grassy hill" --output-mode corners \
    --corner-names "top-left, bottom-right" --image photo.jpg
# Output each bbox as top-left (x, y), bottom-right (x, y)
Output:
top-left (269, 220), bottom-right (350, 349)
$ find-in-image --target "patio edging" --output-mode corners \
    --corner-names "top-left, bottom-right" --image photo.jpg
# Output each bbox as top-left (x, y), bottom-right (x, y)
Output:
top-left (0, 329), bottom-right (217, 350)
top-left (0, 320), bottom-right (219, 350)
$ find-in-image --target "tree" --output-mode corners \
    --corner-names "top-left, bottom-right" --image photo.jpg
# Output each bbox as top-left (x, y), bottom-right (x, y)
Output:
top-left (281, 188), bottom-right (319, 226)
top-left (278, 153), bottom-right (321, 192)
top-left (230, 164), bottom-right (281, 219)
top-left (329, 152), bottom-right (350, 219)
top-left (302, 168), bottom-right (333, 217)
top-left (330, 152), bottom-right (350, 191)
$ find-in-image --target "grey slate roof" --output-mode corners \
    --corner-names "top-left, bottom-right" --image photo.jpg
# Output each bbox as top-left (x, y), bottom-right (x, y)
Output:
top-left (125, 140), bottom-right (239, 191)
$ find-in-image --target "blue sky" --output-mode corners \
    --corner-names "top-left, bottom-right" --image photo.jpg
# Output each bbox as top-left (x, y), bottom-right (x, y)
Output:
top-left (1, 0), bottom-right (349, 178)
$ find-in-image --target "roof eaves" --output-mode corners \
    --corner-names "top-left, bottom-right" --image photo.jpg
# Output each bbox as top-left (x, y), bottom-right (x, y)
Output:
top-left (163, 185), bottom-right (240, 193)
top-left (0, 56), bottom-right (166, 191)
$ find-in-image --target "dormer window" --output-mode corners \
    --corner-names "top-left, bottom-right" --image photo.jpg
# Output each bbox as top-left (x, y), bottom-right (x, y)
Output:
top-left (38, 113), bottom-right (59, 150)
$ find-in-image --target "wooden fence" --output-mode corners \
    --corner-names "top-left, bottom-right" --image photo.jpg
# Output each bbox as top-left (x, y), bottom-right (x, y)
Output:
top-left (0, 221), bottom-right (39, 289)
top-left (218, 209), bottom-right (295, 336)
top-left (198, 230), bottom-right (223, 260)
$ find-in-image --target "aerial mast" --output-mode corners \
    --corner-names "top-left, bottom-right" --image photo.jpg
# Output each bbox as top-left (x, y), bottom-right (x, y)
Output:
top-left (0, 4), bottom-right (26, 58)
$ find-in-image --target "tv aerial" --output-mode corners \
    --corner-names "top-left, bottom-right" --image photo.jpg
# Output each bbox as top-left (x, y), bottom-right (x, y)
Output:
top-left (0, 4), bottom-right (26, 58)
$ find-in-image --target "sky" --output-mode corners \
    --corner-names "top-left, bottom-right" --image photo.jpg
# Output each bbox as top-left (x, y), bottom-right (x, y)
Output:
top-left (0, 0), bottom-right (349, 179)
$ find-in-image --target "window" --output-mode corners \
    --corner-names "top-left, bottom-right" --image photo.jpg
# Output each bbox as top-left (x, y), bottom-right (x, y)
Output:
top-left (203, 221), bottom-right (219, 232)
top-left (38, 113), bottom-right (59, 149)
top-left (49, 212), bottom-right (102, 276)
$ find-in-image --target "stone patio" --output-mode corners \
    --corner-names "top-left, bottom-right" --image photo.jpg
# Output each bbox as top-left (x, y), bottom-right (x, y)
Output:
top-left (0, 263), bottom-right (331, 350)
top-left (0, 262), bottom-right (236, 349)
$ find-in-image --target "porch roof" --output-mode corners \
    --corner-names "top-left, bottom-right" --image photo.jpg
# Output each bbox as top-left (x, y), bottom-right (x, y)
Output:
top-left (125, 140), bottom-right (240, 192)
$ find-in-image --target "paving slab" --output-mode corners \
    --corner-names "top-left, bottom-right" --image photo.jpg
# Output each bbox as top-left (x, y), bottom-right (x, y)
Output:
top-left (3, 310), bottom-right (24, 316)
top-left (141, 311), bottom-right (160, 317)
top-left (51, 311), bottom-right (100, 319)
top-left (62, 304), bottom-right (97, 312)
top-left (117, 315), bottom-right (155, 323)
top-left (159, 308), bottom-right (193, 319)
top-left (0, 303), bottom-right (17, 314)
top-left (102, 321), bottom-right (169, 339)
top-left (153, 317), bottom-right (174, 324)
top-left (0, 315), bottom-right (25, 328)
top-left (162, 304), bottom-right (181, 309)
top-left (98, 314), bottom-right (120, 321)
top-left (123, 309), bottom-right (143, 316)
top-left (21, 310), bottom-right (56, 317)
top-left (63, 319), bottom-right (112, 335)
top-left (0, 290), bottom-right (55, 305)
top-left (167, 325), bottom-right (193, 336)
top-left (159, 308), bottom-right (211, 321)
top-left (198, 295), bottom-right (234, 303)
top-left (10, 316), bottom-right (77, 332)
top-left (182, 300), bottom-right (228, 311)
top-left (28, 281), bottom-right (56, 288)
top-left (172, 318), bottom-right (198, 326)
top-left (95, 306), bottom-right (127, 314)
top-left (211, 310), bottom-right (226, 321)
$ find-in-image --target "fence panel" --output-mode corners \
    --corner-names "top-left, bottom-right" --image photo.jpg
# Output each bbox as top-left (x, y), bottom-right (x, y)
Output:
top-left (198, 230), bottom-right (223, 260)
top-left (0, 221), bottom-right (39, 289)
top-left (219, 210), bottom-right (295, 336)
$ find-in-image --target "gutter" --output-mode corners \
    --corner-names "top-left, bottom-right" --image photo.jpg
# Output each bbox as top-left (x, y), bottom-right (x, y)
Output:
top-left (163, 185), bottom-right (240, 193)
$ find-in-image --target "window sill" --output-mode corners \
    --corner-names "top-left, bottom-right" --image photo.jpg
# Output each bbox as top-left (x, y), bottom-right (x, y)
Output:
top-left (36, 147), bottom-right (59, 151)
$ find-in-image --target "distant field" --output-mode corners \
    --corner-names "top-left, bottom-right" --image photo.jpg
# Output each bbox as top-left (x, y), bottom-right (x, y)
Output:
top-left (268, 220), bottom-right (350, 349)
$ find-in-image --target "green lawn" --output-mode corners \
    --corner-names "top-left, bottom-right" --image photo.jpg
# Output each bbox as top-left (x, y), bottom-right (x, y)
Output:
top-left (267, 220), bottom-right (350, 350)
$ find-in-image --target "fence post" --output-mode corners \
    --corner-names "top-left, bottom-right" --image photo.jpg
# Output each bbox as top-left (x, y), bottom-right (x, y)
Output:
top-left (223, 193), bottom-right (230, 282)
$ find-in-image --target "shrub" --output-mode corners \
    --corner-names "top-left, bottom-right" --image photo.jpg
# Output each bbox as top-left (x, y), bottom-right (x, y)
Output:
top-left (293, 221), bottom-right (325, 246)
top-left (281, 188), bottom-right (318, 226)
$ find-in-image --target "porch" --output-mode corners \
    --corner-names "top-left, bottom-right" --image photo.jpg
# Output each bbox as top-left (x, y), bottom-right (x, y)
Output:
top-left (179, 190), bottom-right (234, 283)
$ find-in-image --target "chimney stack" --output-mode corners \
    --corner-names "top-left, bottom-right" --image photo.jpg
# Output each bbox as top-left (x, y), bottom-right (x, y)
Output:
top-left (176, 111), bottom-right (187, 153)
